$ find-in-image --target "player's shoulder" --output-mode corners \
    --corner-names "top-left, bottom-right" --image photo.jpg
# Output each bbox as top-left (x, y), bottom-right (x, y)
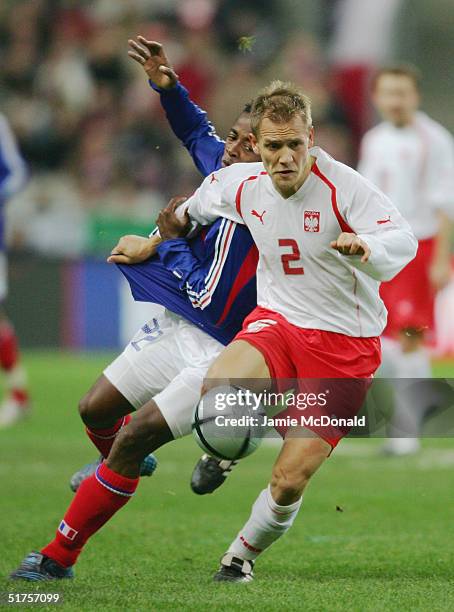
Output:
top-left (415, 112), bottom-right (453, 145)
top-left (210, 162), bottom-right (266, 186)
top-left (312, 146), bottom-right (361, 184)
top-left (312, 146), bottom-right (382, 197)
top-left (361, 121), bottom-right (388, 143)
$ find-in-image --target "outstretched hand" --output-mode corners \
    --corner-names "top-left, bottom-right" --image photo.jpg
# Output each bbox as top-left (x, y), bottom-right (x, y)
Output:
top-left (107, 234), bottom-right (162, 265)
top-left (330, 232), bottom-right (371, 263)
top-left (128, 36), bottom-right (178, 90)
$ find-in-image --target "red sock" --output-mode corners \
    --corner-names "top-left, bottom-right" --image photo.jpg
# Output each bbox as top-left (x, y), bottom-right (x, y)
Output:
top-left (0, 322), bottom-right (19, 371)
top-left (41, 462), bottom-right (139, 568)
top-left (86, 414), bottom-right (131, 457)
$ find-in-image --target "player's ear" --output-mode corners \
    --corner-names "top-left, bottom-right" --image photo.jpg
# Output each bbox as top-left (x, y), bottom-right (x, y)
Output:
top-left (308, 126), bottom-right (315, 148)
top-left (249, 133), bottom-right (259, 156)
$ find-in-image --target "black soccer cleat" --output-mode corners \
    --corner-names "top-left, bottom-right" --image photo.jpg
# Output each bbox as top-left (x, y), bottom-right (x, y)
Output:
top-left (190, 454), bottom-right (238, 495)
top-left (213, 553), bottom-right (254, 583)
top-left (10, 552), bottom-right (74, 581)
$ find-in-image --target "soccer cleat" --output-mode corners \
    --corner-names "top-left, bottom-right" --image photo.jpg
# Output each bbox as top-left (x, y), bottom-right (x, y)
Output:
top-left (69, 453), bottom-right (158, 492)
top-left (0, 398), bottom-right (30, 429)
top-left (69, 456), bottom-right (102, 492)
top-left (10, 552), bottom-right (74, 581)
top-left (213, 553), bottom-right (254, 583)
top-left (190, 454), bottom-right (238, 495)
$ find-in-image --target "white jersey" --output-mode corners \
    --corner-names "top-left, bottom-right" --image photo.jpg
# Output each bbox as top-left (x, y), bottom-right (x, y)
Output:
top-left (358, 112), bottom-right (454, 240)
top-left (183, 147), bottom-right (417, 338)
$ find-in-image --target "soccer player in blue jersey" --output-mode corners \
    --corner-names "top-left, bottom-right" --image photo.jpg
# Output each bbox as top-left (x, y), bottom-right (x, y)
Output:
top-left (0, 112), bottom-right (30, 428)
top-left (68, 36), bottom-right (260, 493)
top-left (9, 39), bottom-right (261, 580)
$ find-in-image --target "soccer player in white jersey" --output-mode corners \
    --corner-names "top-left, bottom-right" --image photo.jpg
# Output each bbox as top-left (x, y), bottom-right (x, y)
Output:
top-left (358, 65), bottom-right (454, 455)
top-left (179, 81), bottom-right (417, 581)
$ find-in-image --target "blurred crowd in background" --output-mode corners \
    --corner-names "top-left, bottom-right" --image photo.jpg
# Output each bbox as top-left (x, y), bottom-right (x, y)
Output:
top-left (1, 0), bottom-right (453, 258)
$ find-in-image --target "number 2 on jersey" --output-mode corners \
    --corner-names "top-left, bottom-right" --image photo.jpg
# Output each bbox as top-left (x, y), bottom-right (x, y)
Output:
top-left (278, 239), bottom-right (304, 275)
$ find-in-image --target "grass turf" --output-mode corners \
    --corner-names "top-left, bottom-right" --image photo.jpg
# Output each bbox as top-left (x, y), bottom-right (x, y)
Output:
top-left (0, 351), bottom-right (453, 611)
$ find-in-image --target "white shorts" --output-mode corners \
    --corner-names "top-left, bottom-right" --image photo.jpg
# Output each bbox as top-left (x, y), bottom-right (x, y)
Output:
top-left (0, 253), bottom-right (8, 301)
top-left (104, 309), bottom-right (224, 438)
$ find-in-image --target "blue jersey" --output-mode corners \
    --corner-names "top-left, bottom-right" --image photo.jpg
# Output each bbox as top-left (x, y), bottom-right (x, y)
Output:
top-left (0, 113), bottom-right (27, 249)
top-left (119, 82), bottom-right (257, 344)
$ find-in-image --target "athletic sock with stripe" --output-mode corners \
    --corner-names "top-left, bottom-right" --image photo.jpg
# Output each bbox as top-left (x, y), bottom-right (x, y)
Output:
top-left (41, 463), bottom-right (138, 567)
top-left (227, 485), bottom-right (302, 561)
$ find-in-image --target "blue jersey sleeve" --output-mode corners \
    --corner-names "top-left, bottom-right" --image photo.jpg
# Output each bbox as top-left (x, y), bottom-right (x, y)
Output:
top-left (156, 219), bottom-right (258, 326)
top-left (150, 81), bottom-right (224, 177)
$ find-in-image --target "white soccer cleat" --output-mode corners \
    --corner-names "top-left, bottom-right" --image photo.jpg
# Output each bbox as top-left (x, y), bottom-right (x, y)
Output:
top-left (0, 398), bottom-right (30, 428)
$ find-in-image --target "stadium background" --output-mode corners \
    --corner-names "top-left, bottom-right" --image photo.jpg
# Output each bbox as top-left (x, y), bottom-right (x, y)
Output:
top-left (1, 1), bottom-right (454, 609)
top-left (2, 0), bottom-right (454, 351)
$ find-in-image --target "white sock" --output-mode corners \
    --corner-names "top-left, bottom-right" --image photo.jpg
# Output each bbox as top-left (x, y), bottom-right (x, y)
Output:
top-left (228, 485), bottom-right (302, 561)
top-left (395, 348), bottom-right (432, 379)
top-left (378, 337), bottom-right (402, 378)
top-left (6, 364), bottom-right (28, 392)
top-left (386, 348), bottom-right (432, 452)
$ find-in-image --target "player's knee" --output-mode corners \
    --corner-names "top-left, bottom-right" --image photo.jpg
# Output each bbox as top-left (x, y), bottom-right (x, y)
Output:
top-left (78, 390), bottom-right (105, 427)
top-left (78, 391), bottom-right (97, 426)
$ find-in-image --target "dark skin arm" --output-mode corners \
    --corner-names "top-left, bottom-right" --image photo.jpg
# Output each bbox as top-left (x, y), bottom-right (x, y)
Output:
top-left (128, 36), bottom-right (179, 89)
top-left (156, 197), bottom-right (191, 240)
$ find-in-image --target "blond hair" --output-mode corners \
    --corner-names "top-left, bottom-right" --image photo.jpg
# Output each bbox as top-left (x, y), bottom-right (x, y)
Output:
top-left (250, 81), bottom-right (312, 136)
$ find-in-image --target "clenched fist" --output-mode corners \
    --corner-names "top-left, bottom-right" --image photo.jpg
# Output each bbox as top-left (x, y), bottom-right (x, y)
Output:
top-left (330, 232), bottom-right (371, 263)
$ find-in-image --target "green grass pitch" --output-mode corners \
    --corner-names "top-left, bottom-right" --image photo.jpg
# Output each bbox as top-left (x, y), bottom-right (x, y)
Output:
top-left (1, 352), bottom-right (454, 611)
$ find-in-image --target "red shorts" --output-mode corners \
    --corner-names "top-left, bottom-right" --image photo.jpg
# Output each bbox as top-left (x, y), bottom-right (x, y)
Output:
top-left (380, 238), bottom-right (435, 338)
top-left (234, 306), bottom-right (381, 448)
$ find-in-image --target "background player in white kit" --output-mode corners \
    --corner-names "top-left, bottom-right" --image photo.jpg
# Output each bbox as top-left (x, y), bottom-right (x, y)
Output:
top-left (181, 81), bottom-right (417, 581)
top-left (0, 112), bottom-right (30, 428)
top-left (358, 65), bottom-right (454, 455)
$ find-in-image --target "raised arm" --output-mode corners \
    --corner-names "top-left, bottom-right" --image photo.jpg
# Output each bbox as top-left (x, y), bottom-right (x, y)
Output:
top-left (128, 36), bottom-right (224, 176)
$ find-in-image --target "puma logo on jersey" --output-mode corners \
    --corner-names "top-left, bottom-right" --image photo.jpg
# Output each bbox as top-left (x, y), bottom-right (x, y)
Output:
top-left (251, 209), bottom-right (266, 224)
top-left (376, 215), bottom-right (391, 225)
top-left (210, 173), bottom-right (218, 183)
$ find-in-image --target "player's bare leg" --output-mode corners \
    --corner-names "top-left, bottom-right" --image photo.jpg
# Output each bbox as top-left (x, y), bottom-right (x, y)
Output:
top-left (107, 399), bottom-right (173, 477)
top-left (70, 375), bottom-right (157, 492)
top-left (78, 375), bottom-right (134, 429)
top-left (203, 339), bottom-right (272, 392)
top-left (195, 340), bottom-right (326, 582)
top-left (0, 310), bottom-right (30, 428)
top-left (214, 432), bottom-right (331, 582)
top-left (190, 341), bottom-right (271, 495)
